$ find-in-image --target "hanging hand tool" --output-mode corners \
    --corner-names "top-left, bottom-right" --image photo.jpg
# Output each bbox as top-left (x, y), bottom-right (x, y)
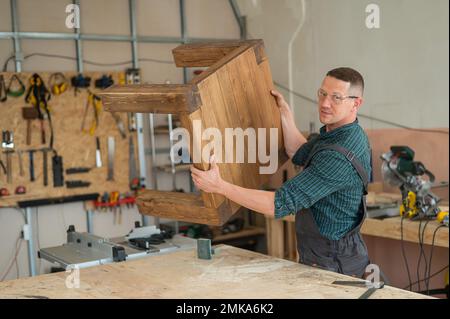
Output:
top-left (17, 150), bottom-right (24, 177)
top-left (110, 191), bottom-right (119, 224)
top-left (42, 148), bottom-right (51, 186)
top-left (0, 158), bottom-right (6, 175)
top-left (2, 130), bottom-right (14, 184)
top-left (3, 150), bottom-right (13, 184)
top-left (0, 75), bottom-right (7, 102)
top-left (66, 167), bottom-right (91, 174)
top-left (82, 91), bottom-right (101, 135)
top-left (81, 93), bottom-right (91, 133)
top-left (118, 193), bottom-right (124, 224)
top-left (7, 74), bottom-right (26, 98)
top-left (100, 192), bottom-right (109, 212)
top-left (22, 107), bottom-right (39, 145)
top-left (128, 136), bottom-right (138, 189)
top-left (28, 150), bottom-right (35, 182)
top-left (1, 130), bottom-right (14, 149)
top-left (25, 73), bottom-right (54, 149)
top-left (81, 91), bottom-right (102, 136)
top-left (52, 152), bottom-right (64, 187)
top-left (66, 180), bottom-right (91, 188)
top-left (95, 137), bottom-right (102, 168)
top-left (110, 112), bottom-right (126, 139)
top-left (107, 136), bottom-right (115, 181)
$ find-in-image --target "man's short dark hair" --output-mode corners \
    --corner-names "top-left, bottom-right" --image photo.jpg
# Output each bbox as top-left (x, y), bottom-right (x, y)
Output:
top-left (326, 67), bottom-right (364, 95)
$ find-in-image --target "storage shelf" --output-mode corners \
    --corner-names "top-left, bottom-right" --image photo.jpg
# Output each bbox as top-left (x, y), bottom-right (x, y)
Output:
top-left (212, 226), bottom-right (266, 243)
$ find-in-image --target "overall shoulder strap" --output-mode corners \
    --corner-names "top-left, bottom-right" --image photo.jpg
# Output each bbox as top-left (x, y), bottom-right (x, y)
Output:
top-left (304, 144), bottom-right (369, 195)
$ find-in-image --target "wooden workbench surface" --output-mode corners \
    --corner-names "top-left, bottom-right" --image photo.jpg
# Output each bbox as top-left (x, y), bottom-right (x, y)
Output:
top-left (269, 203), bottom-right (449, 248)
top-left (0, 245), bottom-right (429, 299)
top-left (361, 216), bottom-right (448, 248)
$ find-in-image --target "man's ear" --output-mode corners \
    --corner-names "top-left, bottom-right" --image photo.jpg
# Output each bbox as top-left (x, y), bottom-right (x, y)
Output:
top-left (353, 97), bottom-right (363, 112)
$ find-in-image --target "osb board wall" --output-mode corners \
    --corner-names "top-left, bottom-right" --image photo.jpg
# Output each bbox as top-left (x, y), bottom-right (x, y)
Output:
top-left (267, 128), bottom-right (449, 201)
top-left (0, 72), bottom-right (138, 207)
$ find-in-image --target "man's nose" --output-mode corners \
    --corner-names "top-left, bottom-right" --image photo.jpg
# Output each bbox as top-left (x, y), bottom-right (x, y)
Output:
top-left (320, 98), bottom-right (332, 108)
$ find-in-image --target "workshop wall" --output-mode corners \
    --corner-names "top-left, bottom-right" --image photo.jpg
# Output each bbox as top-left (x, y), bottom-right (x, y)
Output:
top-left (237, 0), bottom-right (449, 131)
top-left (0, 0), bottom-right (240, 280)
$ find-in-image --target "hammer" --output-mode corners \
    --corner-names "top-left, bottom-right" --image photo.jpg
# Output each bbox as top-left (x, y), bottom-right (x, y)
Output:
top-left (22, 107), bottom-right (39, 145)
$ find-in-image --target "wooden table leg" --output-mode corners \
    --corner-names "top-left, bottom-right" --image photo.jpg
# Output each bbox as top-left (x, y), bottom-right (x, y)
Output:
top-left (266, 217), bottom-right (285, 259)
top-left (286, 221), bottom-right (297, 262)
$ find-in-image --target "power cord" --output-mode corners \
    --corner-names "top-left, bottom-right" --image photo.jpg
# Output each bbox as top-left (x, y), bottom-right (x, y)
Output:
top-left (403, 265), bottom-right (448, 290)
top-left (401, 215), bottom-right (413, 290)
top-left (425, 224), bottom-right (446, 294)
top-left (2, 53), bottom-right (174, 72)
top-left (36, 207), bottom-right (43, 275)
top-left (416, 219), bottom-right (430, 291)
top-left (0, 235), bottom-right (24, 281)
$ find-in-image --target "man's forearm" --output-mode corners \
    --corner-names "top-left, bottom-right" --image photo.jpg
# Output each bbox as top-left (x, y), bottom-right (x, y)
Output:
top-left (220, 181), bottom-right (275, 217)
top-left (280, 110), bottom-right (307, 158)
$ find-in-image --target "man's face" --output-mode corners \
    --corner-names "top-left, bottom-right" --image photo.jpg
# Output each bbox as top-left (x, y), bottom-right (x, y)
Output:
top-left (318, 76), bottom-right (362, 130)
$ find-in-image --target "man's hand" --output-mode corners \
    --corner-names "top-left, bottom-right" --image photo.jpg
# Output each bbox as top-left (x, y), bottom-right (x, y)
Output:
top-left (191, 156), bottom-right (276, 217)
top-left (190, 155), bottom-right (224, 194)
top-left (271, 89), bottom-right (292, 116)
top-left (270, 89), bottom-right (307, 158)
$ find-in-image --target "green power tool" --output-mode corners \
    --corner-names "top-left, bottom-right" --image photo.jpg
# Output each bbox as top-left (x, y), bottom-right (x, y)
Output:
top-left (380, 146), bottom-right (444, 220)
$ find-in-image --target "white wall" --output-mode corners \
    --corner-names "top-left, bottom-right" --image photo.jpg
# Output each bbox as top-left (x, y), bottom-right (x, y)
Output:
top-left (0, 0), bottom-right (240, 281)
top-left (237, 0), bottom-right (449, 131)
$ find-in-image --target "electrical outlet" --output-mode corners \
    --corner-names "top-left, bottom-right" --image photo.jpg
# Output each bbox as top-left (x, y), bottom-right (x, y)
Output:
top-left (22, 224), bottom-right (31, 241)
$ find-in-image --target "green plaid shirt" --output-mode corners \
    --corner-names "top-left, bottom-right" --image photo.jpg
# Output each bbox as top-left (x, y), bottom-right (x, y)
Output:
top-left (274, 119), bottom-right (371, 240)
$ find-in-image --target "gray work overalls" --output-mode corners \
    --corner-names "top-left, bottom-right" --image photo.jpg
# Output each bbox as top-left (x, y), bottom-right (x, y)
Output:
top-left (295, 145), bottom-right (370, 278)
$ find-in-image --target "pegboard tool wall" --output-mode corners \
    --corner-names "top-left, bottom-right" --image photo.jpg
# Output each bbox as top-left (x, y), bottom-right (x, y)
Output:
top-left (0, 71), bottom-right (138, 207)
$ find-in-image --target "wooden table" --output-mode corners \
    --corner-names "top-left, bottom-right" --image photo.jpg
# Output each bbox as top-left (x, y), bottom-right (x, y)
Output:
top-left (0, 245), bottom-right (428, 299)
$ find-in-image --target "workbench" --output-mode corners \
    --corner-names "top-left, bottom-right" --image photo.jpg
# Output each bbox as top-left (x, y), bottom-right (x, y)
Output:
top-left (0, 245), bottom-right (430, 299)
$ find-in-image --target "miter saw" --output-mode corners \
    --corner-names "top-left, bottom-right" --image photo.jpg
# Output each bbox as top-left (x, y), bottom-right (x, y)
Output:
top-left (381, 146), bottom-right (448, 224)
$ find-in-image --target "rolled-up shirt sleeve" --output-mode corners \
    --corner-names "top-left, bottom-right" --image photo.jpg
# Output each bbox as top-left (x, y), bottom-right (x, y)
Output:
top-left (274, 149), bottom-right (354, 219)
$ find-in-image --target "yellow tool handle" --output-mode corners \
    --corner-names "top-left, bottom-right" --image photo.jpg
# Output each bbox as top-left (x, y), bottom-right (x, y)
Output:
top-left (437, 211), bottom-right (449, 223)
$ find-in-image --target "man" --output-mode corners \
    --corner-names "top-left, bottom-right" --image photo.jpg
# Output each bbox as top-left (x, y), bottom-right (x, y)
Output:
top-left (191, 67), bottom-right (371, 278)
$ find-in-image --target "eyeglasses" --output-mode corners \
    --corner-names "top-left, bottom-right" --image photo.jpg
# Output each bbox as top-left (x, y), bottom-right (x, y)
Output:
top-left (317, 89), bottom-right (359, 105)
